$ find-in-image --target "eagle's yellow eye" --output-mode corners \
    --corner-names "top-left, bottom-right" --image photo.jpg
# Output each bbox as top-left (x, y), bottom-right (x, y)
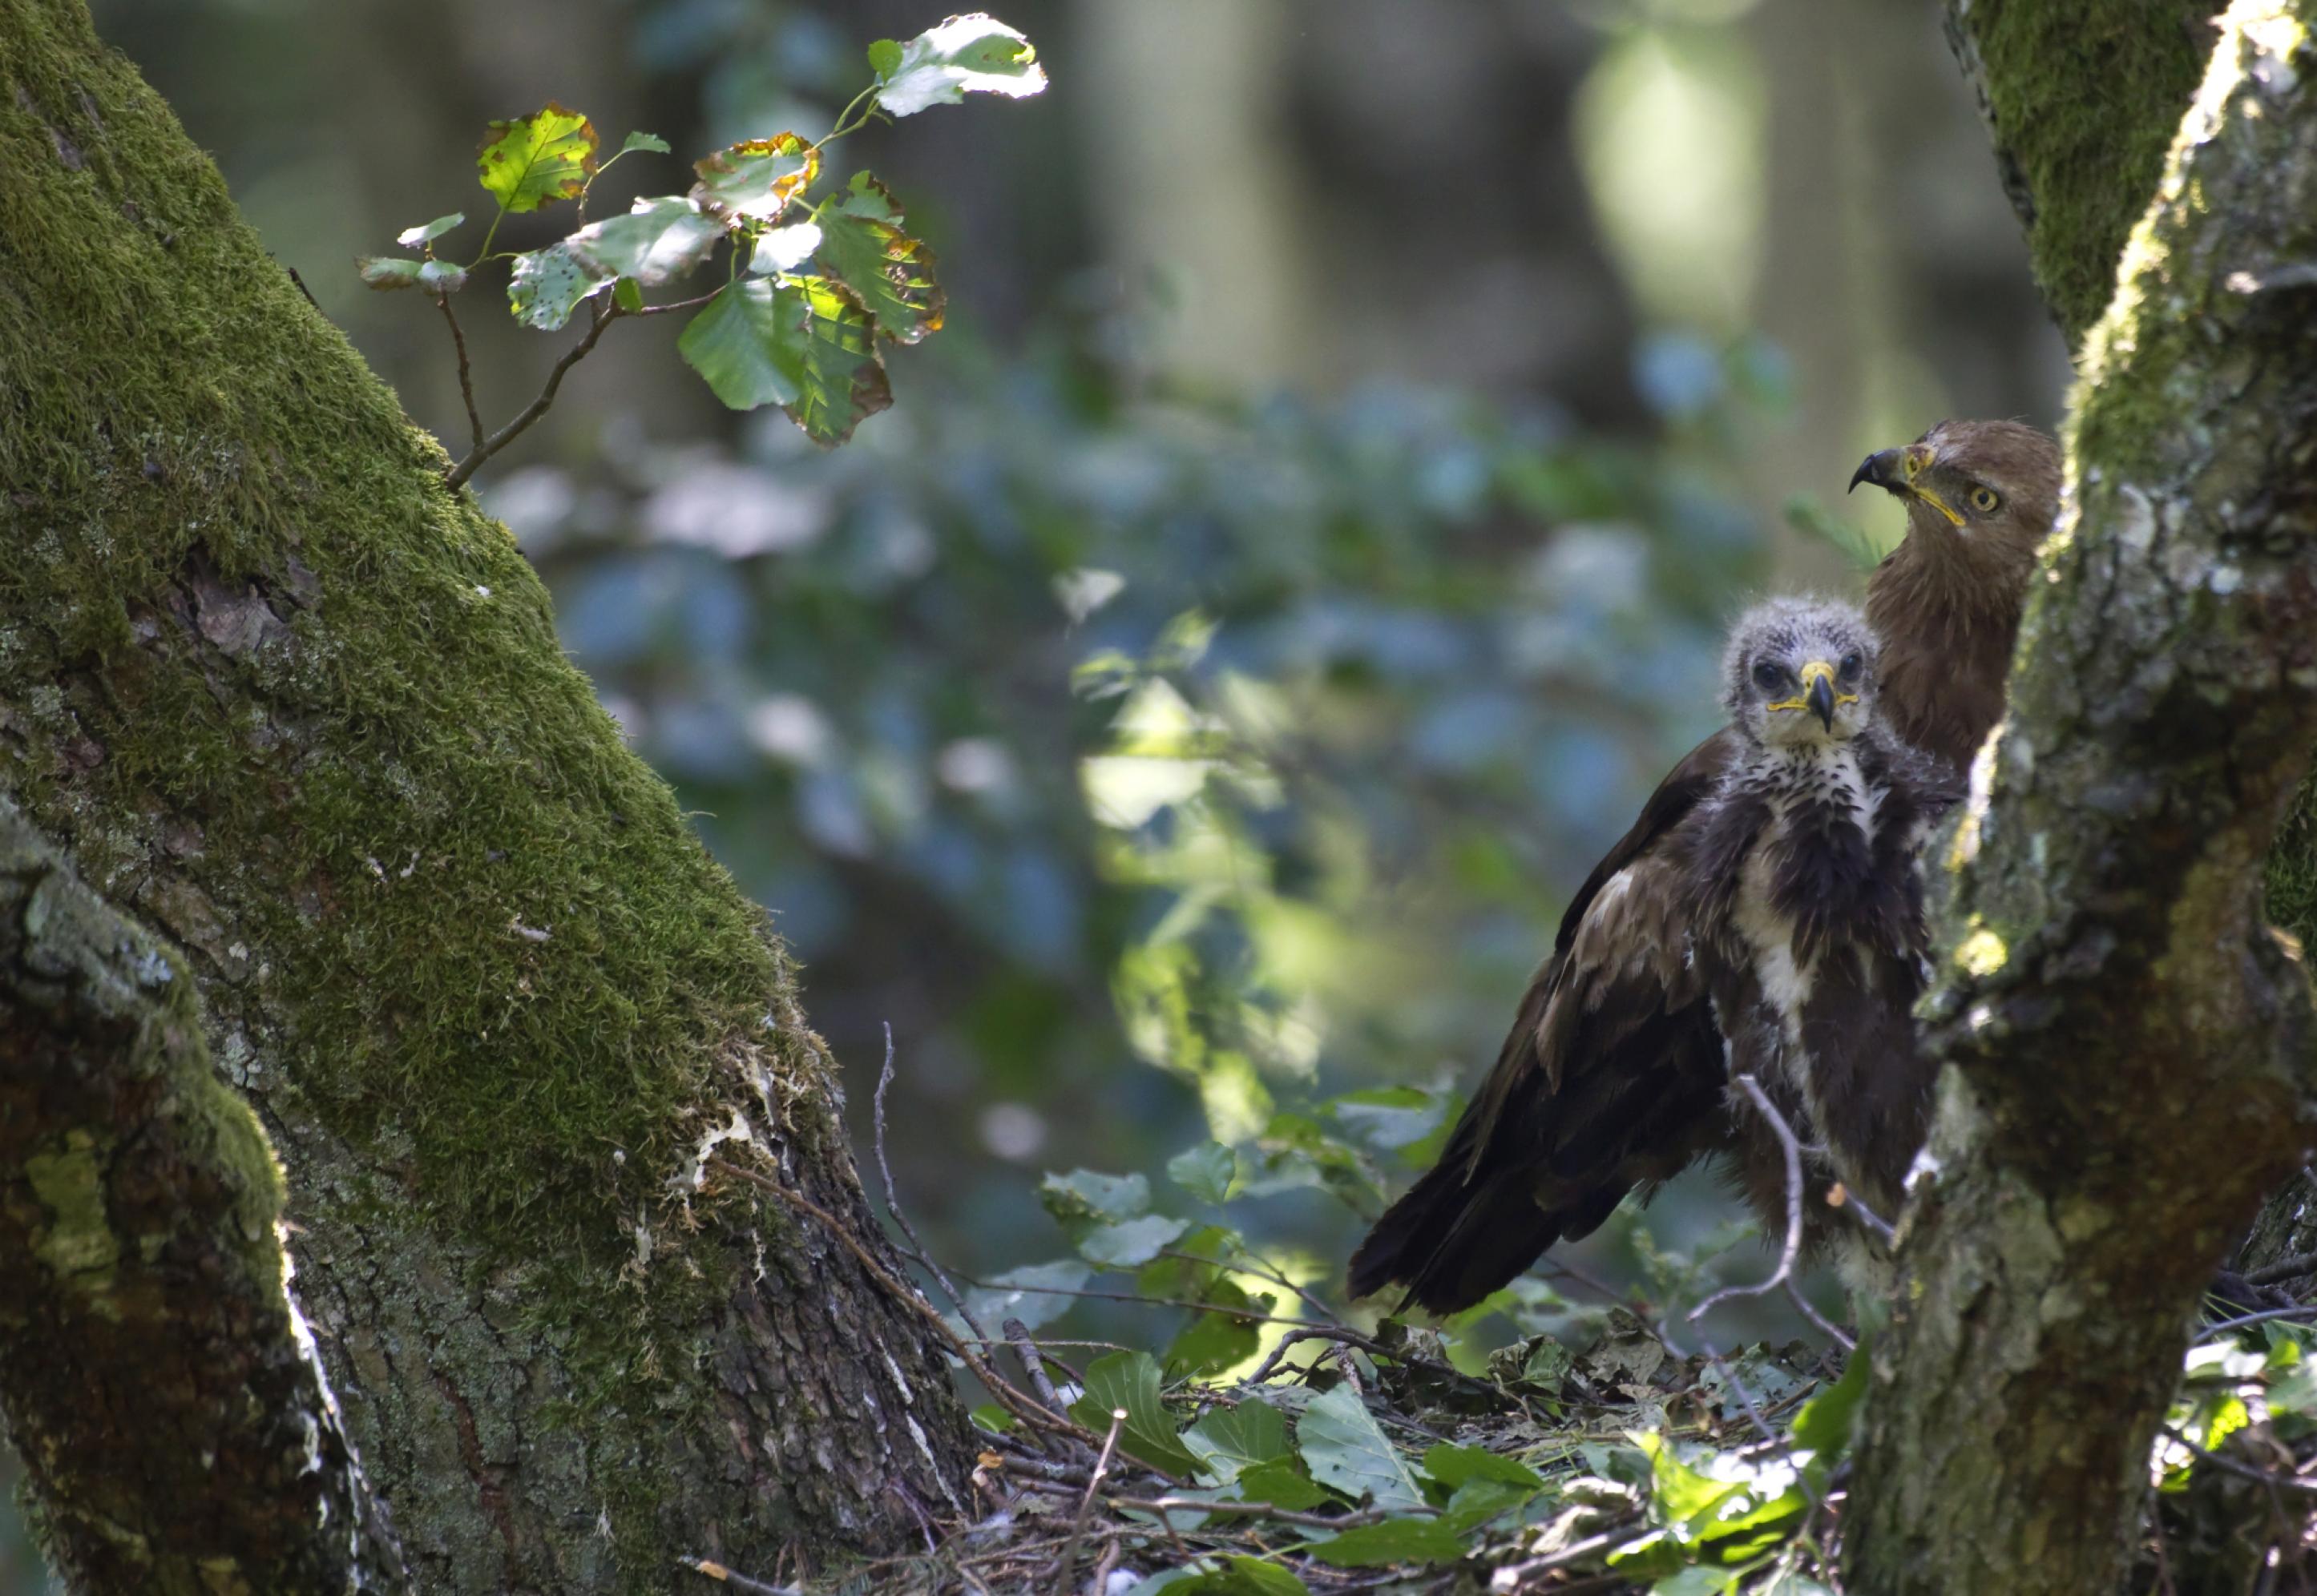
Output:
top-left (1970, 486), bottom-right (2000, 513)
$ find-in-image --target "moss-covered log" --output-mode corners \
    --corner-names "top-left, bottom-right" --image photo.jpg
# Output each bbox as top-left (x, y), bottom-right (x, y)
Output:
top-left (1847, 6), bottom-right (2317, 1590)
top-left (0, 2), bottom-right (977, 1588)
top-left (0, 799), bottom-right (407, 1593)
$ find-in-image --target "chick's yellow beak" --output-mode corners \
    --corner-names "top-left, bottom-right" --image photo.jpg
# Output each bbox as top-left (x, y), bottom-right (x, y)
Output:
top-left (1768, 660), bottom-right (1858, 732)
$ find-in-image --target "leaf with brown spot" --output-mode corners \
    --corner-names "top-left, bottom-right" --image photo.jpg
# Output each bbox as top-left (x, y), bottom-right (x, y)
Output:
top-left (690, 133), bottom-right (820, 228)
top-left (476, 103), bottom-right (599, 214)
top-left (811, 172), bottom-right (945, 345)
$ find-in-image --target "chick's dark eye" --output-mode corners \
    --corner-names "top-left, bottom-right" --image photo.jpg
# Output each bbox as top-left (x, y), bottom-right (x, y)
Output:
top-left (1839, 652), bottom-right (1861, 677)
top-left (1752, 661), bottom-right (1783, 691)
top-left (1969, 485), bottom-right (2000, 513)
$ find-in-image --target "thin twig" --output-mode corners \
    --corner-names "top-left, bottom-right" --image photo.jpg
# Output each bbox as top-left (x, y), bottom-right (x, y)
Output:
top-left (285, 265), bottom-right (321, 311)
top-left (1005, 1316), bottom-right (1071, 1417)
top-left (444, 297), bottom-right (621, 490)
top-left (2203, 1305), bottom-right (2317, 1338)
top-left (635, 290), bottom-right (722, 316)
top-left (709, 1157), bottom-right (1102, 1449)
top-left (2162, 1425), bottom-right (2317, 1495)
top-left (2248, 1251), bottom-right (2317, 1288)
top-left (1048, 1408), bottom-right (1124, 1595)
top-left (1103, 1493), bottom-right (1434, 1531)
top-left (875, 1023), bottom-right (990, 1342)
top-left (1829, 1182), bottom-right (1895, 1245)
top-left (951, 1272), bottom-right (1334, 1331)
top-left (1686, 1075), bottom-right (1855, 1351)
top-left (1161, 1243), bottom-right (1340, 1326)
top-left (677, 1554), bottom-right (793, 1594)
top-left (434, 292), bottom-right (485, 454)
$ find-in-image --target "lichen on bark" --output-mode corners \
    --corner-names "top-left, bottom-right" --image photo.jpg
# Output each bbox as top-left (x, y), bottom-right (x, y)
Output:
top-left (1850, 5), bottom-right (2317, 1590)
top-left (0, 0), bottom-right (976, 1586)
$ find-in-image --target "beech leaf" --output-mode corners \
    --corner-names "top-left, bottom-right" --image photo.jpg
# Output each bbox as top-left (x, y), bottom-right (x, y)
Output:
top-left (477, 103), bottom-right (599, 212)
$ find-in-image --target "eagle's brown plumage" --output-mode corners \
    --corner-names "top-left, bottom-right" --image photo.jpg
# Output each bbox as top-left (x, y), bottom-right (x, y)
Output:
top-left (1347, 420), bottom-right (2060, 1313)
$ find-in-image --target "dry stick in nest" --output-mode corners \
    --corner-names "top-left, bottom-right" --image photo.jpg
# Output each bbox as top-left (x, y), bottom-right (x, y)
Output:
top-left (676, 1554), bottom-right (792, 1594)
top-left (709, 1157), bottom-right (1106, 1453)
top-left (1048, 1407), bottom-right (1126, 1596)
top-left (1685, 1074), bottom-right (1855, 1352)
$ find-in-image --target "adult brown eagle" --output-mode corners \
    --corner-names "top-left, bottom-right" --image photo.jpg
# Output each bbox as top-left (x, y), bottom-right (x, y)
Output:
top-left (1347, 420), bottom-right (2061, 1313)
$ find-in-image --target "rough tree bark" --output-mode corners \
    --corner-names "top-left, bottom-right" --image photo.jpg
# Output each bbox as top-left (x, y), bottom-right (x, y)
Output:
top-left (0, 801), bottom-right (406, 1593)
top-left (1847, 5), bottom-right (2317, 1591)
top-left (0, 2), bottom-right (978, 1589)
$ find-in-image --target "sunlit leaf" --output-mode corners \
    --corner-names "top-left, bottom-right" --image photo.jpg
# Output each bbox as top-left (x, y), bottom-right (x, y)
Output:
top-left (968, 1403), bottom-right (1015, 1433)
top-left (509, 240), bottom-right (612, 331)
top-left (811, 173), bottom-right (945, 343)
top-left (752, 221), bottom-right (824, 274)
top-left (1300, 1516), bottom-right (1463, 1568)
top-left (691, 132), bottom-right (820, 227)
top-left (569, 195), bottom-right (723, 286)
top-left (395, 212), bottom-right (465, 248)
top-left (874, 13), bottom-right (1047, 117)
top-left (1167, 1142), bottom-right (1238, 1206)
top-left (1184, 1398), bottom-right (1292, 1482)
top-left (867, 38), bottom-right (903, 79)
top-left (963, 1259), bottom-right (1089, 1335)
top-left (477, 103), bottom-right (599, 212)
top-left (618, 130), bottom-right (672, 157)
top-left (1298, 1385), bottom-right (1423, 1510)
top-left (1164, 1280), bottom-right (1261, 1376)
top-left (1068, 1350), bottom-right (1201, 1476)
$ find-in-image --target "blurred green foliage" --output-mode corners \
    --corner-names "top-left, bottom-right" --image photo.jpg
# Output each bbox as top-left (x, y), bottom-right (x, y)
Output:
top-left (502, 296), bottom-right (1790, 1344)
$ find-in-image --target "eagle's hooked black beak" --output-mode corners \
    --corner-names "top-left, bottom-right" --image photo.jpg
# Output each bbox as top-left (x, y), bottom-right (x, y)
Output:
top-left (1802, 662), bottom-right (1838, 732)
top-left (1847, 449), bottom-right (1903, 495)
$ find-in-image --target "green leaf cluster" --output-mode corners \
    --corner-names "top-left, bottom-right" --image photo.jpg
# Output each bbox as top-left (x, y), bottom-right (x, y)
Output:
top-left (357, 15), bottom-right (1044, 450)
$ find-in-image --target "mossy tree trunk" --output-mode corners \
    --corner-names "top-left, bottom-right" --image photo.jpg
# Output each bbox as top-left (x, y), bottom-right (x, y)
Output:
top-left (0, 2), bottom-right (978, 1590)
top-left (1847, 4), bottom-right (2317, 1590)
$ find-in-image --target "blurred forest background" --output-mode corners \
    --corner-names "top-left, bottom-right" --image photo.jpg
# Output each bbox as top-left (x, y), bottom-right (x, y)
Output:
top-left (7, 0), bottom-right (2070, 1584)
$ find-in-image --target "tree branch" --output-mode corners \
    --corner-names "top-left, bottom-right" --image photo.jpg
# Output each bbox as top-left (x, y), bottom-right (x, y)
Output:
top-left (1851, 7), bottom-right (2317, 1589)
top-left (0, 799), bottom-right (406, 1592)
top-left (442, 297), bottom-right (620, 491)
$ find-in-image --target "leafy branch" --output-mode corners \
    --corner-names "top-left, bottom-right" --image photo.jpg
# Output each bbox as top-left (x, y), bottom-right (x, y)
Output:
top-left (352, 13), bottom-right (1047, 488)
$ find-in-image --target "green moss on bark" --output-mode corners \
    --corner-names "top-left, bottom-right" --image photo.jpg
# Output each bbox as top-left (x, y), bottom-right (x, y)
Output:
top-left (1957, 0), bottom-right (2219, 344)
top-left (1, 2), bottom-right (971, 1583)
top-left (0, 0), bottom-right (801, 1286)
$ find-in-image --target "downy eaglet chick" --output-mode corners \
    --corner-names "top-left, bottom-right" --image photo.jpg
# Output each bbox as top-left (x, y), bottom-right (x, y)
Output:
top-left (1680, 598), bottom-right (1961, 1266)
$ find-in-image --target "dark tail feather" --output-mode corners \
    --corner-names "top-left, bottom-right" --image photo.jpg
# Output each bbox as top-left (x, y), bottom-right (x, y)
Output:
top-left (1350, 1160), bottom-right (1593, 1316)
